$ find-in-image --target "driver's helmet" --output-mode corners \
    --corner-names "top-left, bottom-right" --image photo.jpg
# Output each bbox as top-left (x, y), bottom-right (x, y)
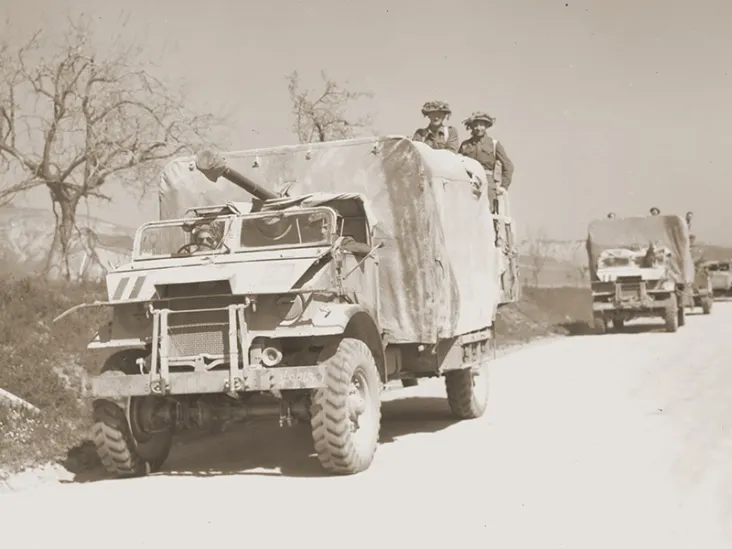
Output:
top-left (192, 226), bottom-right (215, 246)
top-left (421, 100), bottom-right (452, 116)
top-left (463, 111), bottom-right (496, 129)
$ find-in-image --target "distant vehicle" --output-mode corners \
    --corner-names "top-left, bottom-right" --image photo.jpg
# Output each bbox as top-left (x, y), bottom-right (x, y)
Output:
top-left (586, 214), bottom-right (695, 334)
top-left (690, 261), bottom-right (714, 315)
top-left (704, 260), bottom-right (732, 297)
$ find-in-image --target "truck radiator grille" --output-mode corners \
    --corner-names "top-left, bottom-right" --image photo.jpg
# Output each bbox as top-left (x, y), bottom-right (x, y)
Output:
top-left (166, 310), bottom-right (229, 358)
top-left (618, 282), bottom-right (643, 299)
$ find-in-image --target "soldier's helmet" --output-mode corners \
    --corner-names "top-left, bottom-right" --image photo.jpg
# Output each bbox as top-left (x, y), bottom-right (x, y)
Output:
top-left (421, 101), bottom-right (452, 116)
top-left (463, 111), bottom-right (496, 129)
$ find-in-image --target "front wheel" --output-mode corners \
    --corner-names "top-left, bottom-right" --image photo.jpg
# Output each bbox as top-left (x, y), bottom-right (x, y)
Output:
top-left (309, 338), bottom-right (382, 475)
top-left (91, 351), bottom-right (174, 478)
top-left (702, 296), bottom-right (713, 315)
top-left (92, 397), bottom-right (174, 477)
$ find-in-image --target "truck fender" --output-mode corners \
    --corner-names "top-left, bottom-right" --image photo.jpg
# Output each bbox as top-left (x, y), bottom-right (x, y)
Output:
top-left (311, 303), bottom-right (386, 382)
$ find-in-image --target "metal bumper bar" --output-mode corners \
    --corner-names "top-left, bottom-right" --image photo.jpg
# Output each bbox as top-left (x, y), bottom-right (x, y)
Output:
top-left (91, 365), bottom-right (327, 398)
top-left (92, 302), bottom-right (328, 399)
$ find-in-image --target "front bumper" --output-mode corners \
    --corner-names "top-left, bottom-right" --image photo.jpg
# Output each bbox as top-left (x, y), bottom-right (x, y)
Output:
top-left (592, 280), bottom-right (673, 312)
top-left (92, 302), bottom-right (328, 399)
top-left (91, 365), bottom-right (326, 398)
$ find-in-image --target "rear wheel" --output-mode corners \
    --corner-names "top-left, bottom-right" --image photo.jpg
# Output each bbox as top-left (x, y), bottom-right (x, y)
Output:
top-left (91, 350), bottom-right (174, 478)
top-left (612, 317), bottom-right (625, 331)
top-left (677, 299), bottom-right (686, 326)
top-left (309, 338), bottom-right (382, 475)
top-left (702, 296), bottom-right (713, 315)
top-left (664, 295), bottom-right (679, 333)
top-left (593, 313), bottom-right (607, 335)
top-left (445, 365), bottom-right (490, 420)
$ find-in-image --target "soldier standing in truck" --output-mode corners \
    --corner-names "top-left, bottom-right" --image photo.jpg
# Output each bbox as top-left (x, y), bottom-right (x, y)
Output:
top-left (458, 111), bottom-right (515, 214)
top-left (685, 211), bottom-right (694, 232)
top-left (412, 101), bottom-right (460, 153)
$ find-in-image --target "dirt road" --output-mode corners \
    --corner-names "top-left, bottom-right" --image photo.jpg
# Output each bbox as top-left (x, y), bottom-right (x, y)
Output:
top-left (2, 303), bottom-right (732, 548)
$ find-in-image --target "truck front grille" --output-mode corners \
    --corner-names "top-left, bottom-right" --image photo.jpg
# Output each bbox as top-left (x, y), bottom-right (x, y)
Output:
top-left (619, 282), bottom-right (643, 299)
top-left (167, 309), bottom-right (229, 358)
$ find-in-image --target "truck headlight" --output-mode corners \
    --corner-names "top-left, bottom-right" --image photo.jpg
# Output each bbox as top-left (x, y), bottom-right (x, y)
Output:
top-left (275, 294), bottom-right (304, 323)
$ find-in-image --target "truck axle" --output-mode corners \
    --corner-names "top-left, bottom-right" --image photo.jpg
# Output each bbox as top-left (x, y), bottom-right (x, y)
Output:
top-left (172, 395), bottom-right (311, 432)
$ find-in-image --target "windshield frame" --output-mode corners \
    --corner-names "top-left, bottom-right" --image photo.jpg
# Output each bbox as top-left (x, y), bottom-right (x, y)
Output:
top-left (131, 215), bottom-right (237, 261)
top-left (238, 206), bottom-right (338, 252)
top-left (131, 206), bottom-right (339, 261)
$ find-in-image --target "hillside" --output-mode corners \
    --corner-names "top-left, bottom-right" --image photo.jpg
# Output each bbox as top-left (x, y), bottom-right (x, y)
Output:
top-left (0, 205), bottom-right (135, 280)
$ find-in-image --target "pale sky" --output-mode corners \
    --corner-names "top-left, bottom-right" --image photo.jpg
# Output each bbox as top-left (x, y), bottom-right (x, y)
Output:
top-left (5, 0), bottom-right (732, 243)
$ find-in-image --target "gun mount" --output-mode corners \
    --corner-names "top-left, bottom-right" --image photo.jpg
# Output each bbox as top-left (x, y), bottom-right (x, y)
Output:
top-left (195, 149), bottom-right (279, 201)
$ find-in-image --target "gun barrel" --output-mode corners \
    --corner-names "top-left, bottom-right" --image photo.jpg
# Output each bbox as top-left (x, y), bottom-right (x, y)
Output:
top-left (195, 150), bottom-right (278, 201)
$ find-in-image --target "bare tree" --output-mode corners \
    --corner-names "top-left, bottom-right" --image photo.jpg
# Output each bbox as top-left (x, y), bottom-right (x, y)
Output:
top-left (286, 70), bottom-right (374, 143)
top-left (0, 18), bottom-right (224, 280)
top-left (571, 239), bottom-right (590, 286)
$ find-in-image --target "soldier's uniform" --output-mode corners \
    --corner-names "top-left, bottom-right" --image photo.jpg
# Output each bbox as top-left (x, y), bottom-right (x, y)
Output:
top-left (459, 111), bottom-right (519, 302)
top-left (458, 112), bottom-right (515, 213)
top-left (412, 101), bottom-right (460, 153)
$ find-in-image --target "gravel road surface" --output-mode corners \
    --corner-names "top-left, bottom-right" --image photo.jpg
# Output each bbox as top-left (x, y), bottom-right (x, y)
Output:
top-left (2, 302), bottom-right (732, 548)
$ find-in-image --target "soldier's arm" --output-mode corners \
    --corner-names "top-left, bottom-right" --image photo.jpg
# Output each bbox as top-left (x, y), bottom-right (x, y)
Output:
top-left (496, 140), bottom-right (515, 188)
top-left (445, 126), bottom-right (460, 153)
top-left (457, 139), bottom-right (468, 155)
top-left (412, 129), bottom-right (425, 142)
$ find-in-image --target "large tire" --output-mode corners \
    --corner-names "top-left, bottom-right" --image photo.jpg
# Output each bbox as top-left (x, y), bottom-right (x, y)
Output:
top-left (612, 317), bottom-right (625, 332)
top-left (664, 295), bottom-right (679, 333)
top-left (593, 313), bottom-right (607, 335)
top-left (677, 300), bottom-right (686, 327)
top-left (91, 351), bottom-right (174, 478)
top-left (309, 338), bottom-right (382, 475)
top-left (445, 364), bottom-right (490, 420)
top-left (702, 296), bottom-right (713, 315)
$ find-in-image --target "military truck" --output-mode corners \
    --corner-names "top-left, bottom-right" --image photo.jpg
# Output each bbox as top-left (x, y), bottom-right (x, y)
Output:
top-left (705, 260), bottom-right (732, 296)
top-left (689, 242), bottom-right (714, 314)
top-left (586, 214), bottom-right (694, 334)
top-left (56, 136), bottom-right (518, 478)
top-left (690, 264), bottom-right (714, 315)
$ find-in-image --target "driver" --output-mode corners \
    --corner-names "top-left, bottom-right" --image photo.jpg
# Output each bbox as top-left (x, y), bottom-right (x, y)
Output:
top-left (191, 224), bottom-right (217, 248)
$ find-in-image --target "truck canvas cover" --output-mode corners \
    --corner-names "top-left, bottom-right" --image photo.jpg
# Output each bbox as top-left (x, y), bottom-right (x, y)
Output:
top-left (586, 214), bottom-right (694, 284)
top-left (159, 136), bottom-right (503, 344)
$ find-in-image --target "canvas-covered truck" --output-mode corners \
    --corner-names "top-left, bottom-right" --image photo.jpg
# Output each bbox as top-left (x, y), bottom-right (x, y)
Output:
top-left (704, 260), bottom-right (732, 296)
top-left (689, 243), bottom-right (714, 314)
top-left (690, 263), bottom-right (714, 315)
top-left (56, 136), bottom-right (516, 478)
top-left (586, 214), bottom-right (694, 334)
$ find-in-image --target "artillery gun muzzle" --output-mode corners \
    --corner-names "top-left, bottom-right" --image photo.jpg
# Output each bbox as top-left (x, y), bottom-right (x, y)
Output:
top-left (195, 149), bottom-right (278, 201)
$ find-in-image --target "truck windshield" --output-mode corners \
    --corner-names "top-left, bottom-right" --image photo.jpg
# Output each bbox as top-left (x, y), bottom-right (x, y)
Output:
top-left (134, 217), bottom-right (231, 259)
top-left (598, 247), bottom-right (670, 269)
top-left (132, 208), bottom-right (335, 259)
top-left (239, 209), bottom-right (334, 249)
